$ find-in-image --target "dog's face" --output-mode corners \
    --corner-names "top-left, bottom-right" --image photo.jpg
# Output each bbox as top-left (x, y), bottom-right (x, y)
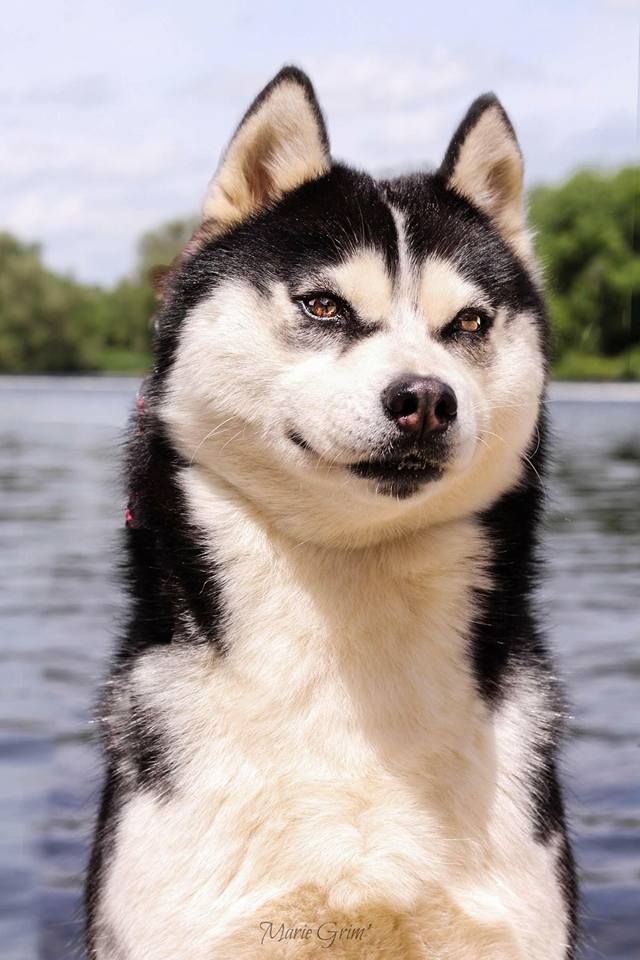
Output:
top-left (159, 68), bottom-right (547, 545)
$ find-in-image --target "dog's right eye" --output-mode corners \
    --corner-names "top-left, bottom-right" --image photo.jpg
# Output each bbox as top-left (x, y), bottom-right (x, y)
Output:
top-left (299, 295), bottom-right (343, 321)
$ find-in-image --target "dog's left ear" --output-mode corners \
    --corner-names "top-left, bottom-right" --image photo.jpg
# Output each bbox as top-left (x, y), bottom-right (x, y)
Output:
top-left (203, 66), bottom-right (330, 229)
top-left (440, 94), bottom-right (531, 261)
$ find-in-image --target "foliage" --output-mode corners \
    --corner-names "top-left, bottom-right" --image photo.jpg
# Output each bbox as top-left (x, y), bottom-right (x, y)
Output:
top-left (0, 233), bottom-right (100, 372)
top-left (136, 218), bottom-right (198, 283)
top-left (0, 168), bottom-right (638, 378)
top-left (551, 345), bottom-right (640, 382)
top-left (529, 167), bottom-right (639, 359)
top-left (0, 219), bottom-right (196, 373)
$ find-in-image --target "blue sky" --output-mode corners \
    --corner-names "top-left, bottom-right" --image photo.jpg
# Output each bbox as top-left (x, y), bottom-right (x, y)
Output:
top-left (2, 0), bottom-right (638, 284)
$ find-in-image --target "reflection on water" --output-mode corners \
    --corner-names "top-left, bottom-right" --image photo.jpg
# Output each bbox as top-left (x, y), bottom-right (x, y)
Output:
top-left (541, 398), bottom-right (640, 959)
top-left (0, 377), bottom-right (638, 960)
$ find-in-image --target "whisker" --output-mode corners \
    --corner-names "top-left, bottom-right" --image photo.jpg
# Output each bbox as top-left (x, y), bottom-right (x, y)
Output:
top-left (219, 426), bottom-right (247, 453)
top-left (189, 415), bottom-right (237, 465)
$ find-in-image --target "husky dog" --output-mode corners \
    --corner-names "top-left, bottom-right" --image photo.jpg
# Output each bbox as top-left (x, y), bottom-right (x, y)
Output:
top-left (86, 67), bottom-right (577, 959)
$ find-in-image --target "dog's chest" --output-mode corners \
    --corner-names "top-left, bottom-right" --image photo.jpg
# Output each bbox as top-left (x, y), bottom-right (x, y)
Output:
top-left (112, 527), bottom-right (478, 870)
top-left (99, 511), bottom-right (566, 957)
top-left (156, 510), bottom-right (489, 814)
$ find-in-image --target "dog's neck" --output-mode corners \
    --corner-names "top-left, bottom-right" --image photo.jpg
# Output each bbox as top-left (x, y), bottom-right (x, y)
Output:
top-left (161, 460), bottom-right (491, 750)
top-left (124, 413), bottom-right (544, 709)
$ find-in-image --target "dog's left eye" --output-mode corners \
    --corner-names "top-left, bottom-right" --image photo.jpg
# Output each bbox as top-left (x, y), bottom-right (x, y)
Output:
top-left (300, 295), bottom-right (342, 321)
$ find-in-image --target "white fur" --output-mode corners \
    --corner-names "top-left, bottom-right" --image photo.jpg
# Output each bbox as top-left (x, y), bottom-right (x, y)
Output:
top-left (98, 485), bottom-right (567, 958)
top-left (160, 236), bottom-right (544, 546)
top-left (94, 194), bottom-right (564, 958)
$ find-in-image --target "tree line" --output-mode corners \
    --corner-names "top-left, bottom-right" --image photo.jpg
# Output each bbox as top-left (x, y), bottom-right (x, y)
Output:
top-left (0, 167), bottom-right (638, 379)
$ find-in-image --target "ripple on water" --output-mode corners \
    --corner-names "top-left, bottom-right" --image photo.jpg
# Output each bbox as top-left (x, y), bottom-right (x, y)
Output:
top-left (0, 377), bottom-right (638, 960)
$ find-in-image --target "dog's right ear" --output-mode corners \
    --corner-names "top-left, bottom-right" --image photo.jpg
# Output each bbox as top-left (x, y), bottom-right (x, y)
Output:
top-left (203, 66), bottom-right (330, 229)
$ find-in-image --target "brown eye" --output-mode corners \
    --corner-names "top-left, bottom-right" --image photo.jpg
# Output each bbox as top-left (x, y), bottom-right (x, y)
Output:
top-left (442, 308), bottom-right (491, 343)
top-left (456, 311), bottom-right (483, 334)
top-left (301, 296), bottom-right (340, 320)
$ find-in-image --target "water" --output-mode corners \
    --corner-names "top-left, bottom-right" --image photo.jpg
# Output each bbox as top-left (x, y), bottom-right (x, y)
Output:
top-left (1, 376), bottom-right (638, 959)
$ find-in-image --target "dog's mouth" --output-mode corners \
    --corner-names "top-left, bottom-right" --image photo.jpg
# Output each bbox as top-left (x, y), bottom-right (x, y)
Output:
top-left (349, 454), bottom-right (442, 485)
top-left (348, 452), bottom-right (444, 498)
top-left (289, 431), bottom-right (445, 497)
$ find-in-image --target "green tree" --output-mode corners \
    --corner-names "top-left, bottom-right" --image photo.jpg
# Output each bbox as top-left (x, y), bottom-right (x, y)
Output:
top-left (136, 217), bottom-right (198, 283)
top-left (0, 218), bottom-right (200, 373)
top-left (2, 171), bottom-right (639, 377)
top-left (0, 233), bottom-right (103, 372)
top-left (530, 167), bottom-right (640, 358)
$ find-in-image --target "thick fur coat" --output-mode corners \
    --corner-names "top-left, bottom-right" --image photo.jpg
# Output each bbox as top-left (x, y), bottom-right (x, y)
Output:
top-left (86, 67), bottom-right (577, 959)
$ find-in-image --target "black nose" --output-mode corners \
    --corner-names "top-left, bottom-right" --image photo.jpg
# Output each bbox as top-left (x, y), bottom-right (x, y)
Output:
top-left (382, 375), bottom-right (458, 437)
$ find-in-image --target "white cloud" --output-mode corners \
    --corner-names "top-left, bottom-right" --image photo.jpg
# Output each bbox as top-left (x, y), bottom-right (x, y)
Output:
top-left (1, 0), bottom-right (635, 283)
top-left (0, 75), bottom-right (114, 108)
top-left (311, 49), bottom-right (469, 110)
top-left (598, 0), bottom-right (639, 10)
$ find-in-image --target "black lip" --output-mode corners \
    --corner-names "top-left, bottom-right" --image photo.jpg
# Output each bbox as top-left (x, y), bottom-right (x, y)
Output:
top-left (289, 430), bottom-right (445, 496)
top-left (288, 430), bottom-right (313, 452)
top-left (351, 457), bottom-right (443, 499)
top-left (349, 455), bottom-right (443, 485)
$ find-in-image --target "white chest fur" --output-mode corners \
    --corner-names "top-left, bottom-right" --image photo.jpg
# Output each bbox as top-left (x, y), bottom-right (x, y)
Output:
top-left (98, 470), bottom-right (568, 959)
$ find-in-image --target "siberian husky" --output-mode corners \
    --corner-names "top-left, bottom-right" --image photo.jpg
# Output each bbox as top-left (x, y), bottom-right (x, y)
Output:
top-left (86, 67), bottom-right (577, 958)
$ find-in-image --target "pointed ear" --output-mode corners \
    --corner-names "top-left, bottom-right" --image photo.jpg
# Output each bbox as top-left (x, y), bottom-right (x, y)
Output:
top-left (440, 94), bottom-right (531, 261)
top-left (203, 66), bottom-right (330, 229)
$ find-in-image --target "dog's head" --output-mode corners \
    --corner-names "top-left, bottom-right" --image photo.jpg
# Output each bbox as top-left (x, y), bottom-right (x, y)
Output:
top-left (157, 67), bottom-right (547, 545)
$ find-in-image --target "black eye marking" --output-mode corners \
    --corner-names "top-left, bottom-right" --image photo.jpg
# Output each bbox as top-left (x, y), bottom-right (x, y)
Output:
top-left (299, 294), bottom-right (342, 321)
top-left (440, 307), bottom-right (494, 342)
top-left (293, 291), bottom-right (379, 345)
top-left (298, 292), bottom-right (351, 324)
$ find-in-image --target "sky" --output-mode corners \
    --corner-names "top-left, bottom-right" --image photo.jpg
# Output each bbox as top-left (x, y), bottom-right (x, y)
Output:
top-left (1, 0), bottom-right (638, 285)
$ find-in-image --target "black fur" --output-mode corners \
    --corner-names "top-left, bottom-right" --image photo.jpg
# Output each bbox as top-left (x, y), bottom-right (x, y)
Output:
top-left (384, 172), bottom-right (546, 339)
top-left (152, 164), bottom-right (400, 380)
top-left (470, 408), bottom-right (548, 705)
top-left (85, 392), bottom-right (227, 954)
top-left (466, 405), bottom-right (578, 950)
top-left (294, 304), bottom-right (383, 349)
top-left (85, 765), bottom-right (122, 958)
top-left (120, 408), bottom-right (226, 661)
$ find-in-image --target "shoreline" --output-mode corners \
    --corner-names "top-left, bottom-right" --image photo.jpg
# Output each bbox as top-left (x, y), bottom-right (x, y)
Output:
top-left (2, 375), bottom-right (640, 402)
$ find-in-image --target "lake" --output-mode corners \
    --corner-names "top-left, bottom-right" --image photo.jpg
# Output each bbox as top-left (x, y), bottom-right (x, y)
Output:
top-left (1, 376), bottom-right (638, 959)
